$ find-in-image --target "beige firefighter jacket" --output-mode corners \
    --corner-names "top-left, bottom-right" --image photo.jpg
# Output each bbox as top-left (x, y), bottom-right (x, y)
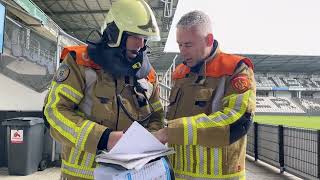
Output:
top-left (166, 50), bottom-right (256, 180)
top-left (44, 48), bottom-right (164, 180)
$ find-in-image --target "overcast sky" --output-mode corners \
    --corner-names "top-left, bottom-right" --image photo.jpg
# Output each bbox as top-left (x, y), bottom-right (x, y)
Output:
top-left (164, 0), bottom-right (320, 56)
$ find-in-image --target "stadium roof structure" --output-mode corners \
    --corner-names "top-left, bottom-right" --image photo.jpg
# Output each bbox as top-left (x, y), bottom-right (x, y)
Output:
top-left (32, 0), bottom-right (177, 67)
top-left (30, 0), bottom-right (320, 73)
top-left (160, 53), bottom-right (320, 73)
top-left (245, 55), bottom-right (320, 73)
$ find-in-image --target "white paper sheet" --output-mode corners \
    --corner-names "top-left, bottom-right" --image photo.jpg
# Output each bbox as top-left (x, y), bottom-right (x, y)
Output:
top-left (94, 157), bottom-right (171, 180)
top-left (98, 149), bottom-right (171, 161)
top-left (109, 121), bottom-right (167, 154)
top-left (96, 149), bottom-right (174, 170)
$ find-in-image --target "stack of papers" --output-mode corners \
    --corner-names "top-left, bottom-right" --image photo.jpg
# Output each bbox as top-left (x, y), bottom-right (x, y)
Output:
top-left (94, 157), bottom-right (172, 180)
top-left (95, 121), bottom-right (175, 170)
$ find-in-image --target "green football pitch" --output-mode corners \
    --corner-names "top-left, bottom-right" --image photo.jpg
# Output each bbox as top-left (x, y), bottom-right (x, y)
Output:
top-left (254, 115), bottom-right (320, 130)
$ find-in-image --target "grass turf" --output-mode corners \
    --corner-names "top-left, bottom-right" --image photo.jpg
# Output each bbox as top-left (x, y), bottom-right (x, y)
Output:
top-left (254, 115), bottom-right (320, 130)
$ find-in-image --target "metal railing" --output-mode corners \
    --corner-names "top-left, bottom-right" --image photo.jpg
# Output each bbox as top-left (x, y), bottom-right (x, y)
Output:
top-left (158, 55), bottom-right (177, 107)
top-left (161, 0), bottom-right (174, 18)
top-left (247, 122), bottom-right (319, 180)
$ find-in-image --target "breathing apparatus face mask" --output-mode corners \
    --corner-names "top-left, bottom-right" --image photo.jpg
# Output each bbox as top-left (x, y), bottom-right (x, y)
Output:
top-left (86, 27), bottom-right (148, 77)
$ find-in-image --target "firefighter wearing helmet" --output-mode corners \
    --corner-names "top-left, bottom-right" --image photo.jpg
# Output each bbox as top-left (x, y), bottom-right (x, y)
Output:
top-left (43, 0), bottom-right (166, 179)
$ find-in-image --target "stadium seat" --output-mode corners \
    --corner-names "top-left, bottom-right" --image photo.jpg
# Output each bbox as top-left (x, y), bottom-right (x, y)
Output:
top-left (256, 97), bottom-right (305, 114)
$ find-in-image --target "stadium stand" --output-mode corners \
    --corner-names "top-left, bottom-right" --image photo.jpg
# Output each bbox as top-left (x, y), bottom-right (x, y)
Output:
top-left (310, 78), bottom-right (320, 88)
top-left (256, 97), bottom-right (305, 114)
top-left (255, 76), bottom-right (277, 87)
top-left (297, 78), bottom-right (319, 88)
top-left (293, 98), bottom-right (320, 115)
top-left (255, 74), bottom-right (320, 89)
top-left (280, 77), bottom-right (302, 87)
top-left (271, 77), bottom-right (287, 87)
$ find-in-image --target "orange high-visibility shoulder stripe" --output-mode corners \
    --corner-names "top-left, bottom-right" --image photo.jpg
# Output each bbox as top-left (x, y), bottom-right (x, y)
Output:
top-left (146, 67), bottom-right (157, 84)
top-left (173, 52), bottom-right (253, 80)
top-left (60, 45), bottom-right (101, 69)
top-left (172, 64), bottom-right (191, 80)
top-left (205, 53), bottom-right (253, 77)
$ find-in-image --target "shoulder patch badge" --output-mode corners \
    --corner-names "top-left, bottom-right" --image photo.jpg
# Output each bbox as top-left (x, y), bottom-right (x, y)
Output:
top-left (55, 64), bottom-right (70, 82)
top-left (231, 74), bottom-right (251, 93)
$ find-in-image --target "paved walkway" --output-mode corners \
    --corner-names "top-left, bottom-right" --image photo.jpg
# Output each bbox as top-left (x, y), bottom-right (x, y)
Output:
top-left (246, 156), bottom-right (301, 180)
top-left (0, 156), bottom-right (302, 180)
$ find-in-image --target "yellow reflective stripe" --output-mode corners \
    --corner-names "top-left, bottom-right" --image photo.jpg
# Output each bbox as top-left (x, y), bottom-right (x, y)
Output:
top-left (203, 146), bottom-right (207, 175)
top-left (213, 110), bottom-right (239, 126)
top-left (69, 120), bottom-right (95, 164)
top-left (180, 145), bottom-right (183, 171)
top-left (60, 86), bottom-right (83, 104)
top-left (190, 145), bottom-right (194, 173)
top-left (88, 152), bottom-right (95, 168)
top-left (175, 145), bottom-right (180, 170)
top-left (213, 91), bottom-right (250, 125)
top-left (184, 117), bottom-right (198, 145)
top-left (169, 144), bottom-right (174, 168)
top-left (187, 117), bottom-right (193, 145)
top-left (194, 90), bottom-right (251, 128)
top-left (61, 160), bottom-right (94, 180)
top-left (74, 121), bottom-right (91, 165)
top-left (45, 83), bottom-right (78, 144)
top-left (74, 149), bottom-right (81, 165)
top-left (196, 146), bottom-right (200, 174)
top-left (68, 147), bottom-right (80, 165)
top-left (240, 91), bottom-right (252, 112)
top-left (198, 146), bottom-right (204, 174)
top-left (224, 93), bottom-right (237, 116)
top-left (50, 82), bottom-right (84, 133)
top-left (210, 148), bottom-right (214, 176)
top-left (59, 82), bottom-right (83, 103)
top-left (183, 144), bottom-right (187, 172)
top-left (183, 117), bottom-right (188, 145)
top-left (175, 144), bottom-right (182, 171)
top-left (168, 145), bottom-right (173, 166)
top-left (192, 117), bottom-right (197, 145)
top-left (220, 93), bottom-right (244, 124)
top-left (46, 81), bottom-right (96, 153)
top-left (186, 145), bottom-right (191, 172)
top-left (175, 172), bottom-right (244, 180)
top-left (151, 100), bottom-right (163, 112)
top-left (68, 148), bottom-right (75, 162)
top-left (78, 120), bottom-right (95, 150)
top-left (81, 152), bottom-right (88, 167)
top-left (75, 110), bottom-right (85, 117)
top-left (81, 152), bottom-right (95, 167)
top-left (213, 148), bottom-right (219, 175)
top-left (141, 100), bottom-right (162, 114)
top-left (219, 148), bottom-right (223, 175)
top-left (239, 174), bottom-right (245, 180)
top-left (184, 116), bottom-right (199, 146)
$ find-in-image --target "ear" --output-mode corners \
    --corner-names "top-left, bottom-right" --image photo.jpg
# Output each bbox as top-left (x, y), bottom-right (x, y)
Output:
top-left (206, 33), bottom-right (214, 46)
